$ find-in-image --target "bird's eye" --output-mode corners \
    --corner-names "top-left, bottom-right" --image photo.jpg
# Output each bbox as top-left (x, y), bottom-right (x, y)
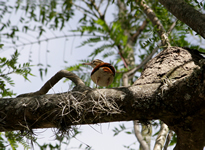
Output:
top-left (92, 60), bottom-right (97, 64)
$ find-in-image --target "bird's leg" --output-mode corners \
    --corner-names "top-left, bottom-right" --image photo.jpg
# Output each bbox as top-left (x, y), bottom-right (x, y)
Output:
top-left (107, 77), bottom-right (110, 87)
top-left (96, 77), bottom-right (100, 88)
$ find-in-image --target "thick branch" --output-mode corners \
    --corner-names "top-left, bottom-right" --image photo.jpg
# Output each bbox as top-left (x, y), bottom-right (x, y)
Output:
top-left (1, 83), bottom-right (162, 132)
top-left (159, 0), bottom-right (205, 39)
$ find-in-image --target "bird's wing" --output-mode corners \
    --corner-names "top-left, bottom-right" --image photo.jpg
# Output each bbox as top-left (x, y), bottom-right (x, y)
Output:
top-left (91, 63), bottom-right (115, 76)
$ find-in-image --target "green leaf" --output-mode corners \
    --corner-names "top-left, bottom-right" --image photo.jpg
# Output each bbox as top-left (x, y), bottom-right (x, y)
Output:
top-left (94, 19), bottom-right (109, 32)
top-left (78, 37), bottom-right (102, 48)
top-left (125, 131), bottom-right (132, 134)
top-left (0, 44), bottom-right (4, 49)
top-left (169, 133), bottom-right (177, 146)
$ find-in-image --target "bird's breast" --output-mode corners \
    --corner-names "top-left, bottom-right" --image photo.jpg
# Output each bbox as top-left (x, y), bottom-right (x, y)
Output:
top-left (91, 67), bottom-right (114, 87)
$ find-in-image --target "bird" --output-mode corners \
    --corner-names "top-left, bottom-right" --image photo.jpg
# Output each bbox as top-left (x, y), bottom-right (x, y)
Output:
top-left (82, 59), bottom-right (115, 87)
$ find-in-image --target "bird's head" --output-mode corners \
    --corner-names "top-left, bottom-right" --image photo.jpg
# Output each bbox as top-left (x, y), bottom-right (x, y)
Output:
top-left (82, 59), bottom-right (104, 68)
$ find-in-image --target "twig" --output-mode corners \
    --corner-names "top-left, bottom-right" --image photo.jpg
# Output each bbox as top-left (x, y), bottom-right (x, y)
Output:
top-left (117, 45), bottom-right (129, 69)
top-left (83, 0), bottom-right (99, 18)
top-left (98, 0), bottom-right (103, 8)
top-left (130, 19), bottom-right (148, 43)
top-left (73, 3), bottom-right (97, 18)
top-left (90, 0), bottom-right (104, 19)
top-left (103, 1), bottom-right (110, 17)
top-left (167, 19), bottom-right (178, 34)
top-left (3, 34), bottom-right (104, 49)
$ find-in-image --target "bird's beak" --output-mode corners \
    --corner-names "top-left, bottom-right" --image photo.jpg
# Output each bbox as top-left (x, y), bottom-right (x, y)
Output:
top-left (82, 62), bottom-right (92, 65)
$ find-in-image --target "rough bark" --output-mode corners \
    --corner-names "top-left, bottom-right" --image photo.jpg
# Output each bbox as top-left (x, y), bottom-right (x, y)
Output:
top-left (1, 47), bottom-right (205, 149)
top-left (159, 0), bottom-right (205, 39)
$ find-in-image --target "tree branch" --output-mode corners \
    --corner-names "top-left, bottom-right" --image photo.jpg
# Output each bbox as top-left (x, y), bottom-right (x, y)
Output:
top-left (17, 70), bottom-right (86, 97)
top-left (90, 0), bottom-right (104, 19)
top-left (130, 19), bottom-right (148, 43)
top-left (133, 121), bottom-right (149, 150)
top-left (82, 0), bottom-right (99, 18)
top-left (103, 0), bottom-right (110, 17)
top-left (117, 45), bottom-right (129, 69)
top-left (1, 82), bottom-right (162, 132)
top-left (167, 19), bottom-right (178, 35)
top-left (163, 130), bottom-right (173, 150)
top-left (73, 3), bottom-right (97, 18)
top-left (154, 122), bottom-right (169, 150)
top-left (159, 0), bottom-right (205, 39)
top-left (136, 0), bottom-right (170, 47)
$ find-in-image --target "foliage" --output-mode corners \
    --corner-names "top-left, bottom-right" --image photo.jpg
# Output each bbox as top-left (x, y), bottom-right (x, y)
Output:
top-left (0, 132), bottom-right (32, 150)
top-left (0, 50), bottom-right (33, 97)
top-left (113, 123), bottom-right (128, 136)
top-left (0, 47), bottom-right (34, 149)
top-left (169, 133), bottom-right (177, 146)
top-left (36, 127), bottom-right (84, 150)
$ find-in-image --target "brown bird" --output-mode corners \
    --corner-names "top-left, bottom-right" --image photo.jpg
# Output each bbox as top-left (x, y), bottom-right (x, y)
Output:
top-left (82, 59), bottom-right (115, 87)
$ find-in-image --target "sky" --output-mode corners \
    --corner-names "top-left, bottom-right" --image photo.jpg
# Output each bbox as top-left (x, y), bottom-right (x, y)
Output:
top-left (2, 0), bottom-right (202, 149)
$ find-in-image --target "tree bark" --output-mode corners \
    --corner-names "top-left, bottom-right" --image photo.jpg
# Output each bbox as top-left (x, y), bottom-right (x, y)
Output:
top-left (1, 47), bottom-right (205, 149)
top-left (158, 0), bottom-right (205, 39)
